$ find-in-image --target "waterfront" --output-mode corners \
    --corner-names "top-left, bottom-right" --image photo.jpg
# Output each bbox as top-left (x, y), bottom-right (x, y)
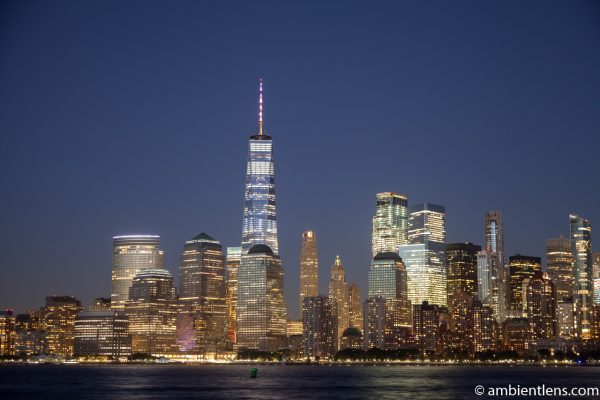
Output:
top-left (1, 365), bottom-right (599, 399)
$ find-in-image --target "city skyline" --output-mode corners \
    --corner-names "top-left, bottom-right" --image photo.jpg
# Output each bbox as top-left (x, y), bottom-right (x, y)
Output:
top-left (1, 1), bottom-right (599, 317)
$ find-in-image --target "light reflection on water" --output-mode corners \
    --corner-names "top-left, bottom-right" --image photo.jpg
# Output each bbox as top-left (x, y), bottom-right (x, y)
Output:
top-left (0, 365), bottom-right (598, 400)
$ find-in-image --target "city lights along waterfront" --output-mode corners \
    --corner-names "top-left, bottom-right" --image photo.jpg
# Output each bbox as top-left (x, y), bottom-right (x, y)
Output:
top-left (1, 80), bottom-right (599, 369)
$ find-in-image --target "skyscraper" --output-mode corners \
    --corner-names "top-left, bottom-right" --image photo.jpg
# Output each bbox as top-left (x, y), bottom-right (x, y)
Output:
top-left (348, 283), bottom-right (363, 330)
top-left (484, 210), bottom-right (507, 323)
top-left (328, 255), bottom-right (349, 347)
top-left (477, 251), bottom-right (492, 304)
top-left (225, 246), bottom-right (241, 344)
top-left (446, 242), bottom-right (481, 299)
top-left (594, 253), bottom-right (600, 305)
top-left (0, 310), bottom-right (16, 356)
top-left (301, 296), bottom-right (337, 359)
top-left (508, 254), bottom-right (542, 310)
top-left (363, 297), bottom-right (386, 350)
top-left (371, 192), bottom-right (408, 257)
top-left (236, 245), bottom-right (287, 351)
top-left (73, 311), bottom-right (131, 357)
top-left (111, 235), bottom-right (164, 311)
top-left (570, 214), bottom-right (592, 339)
top-left (523, 271), bottom-right (556, 342)
top-left (43, 296), bottom-right (83, 357)
top-left (299, 230), bottom-right (319, 316)
top-left (399, 203), bottom-right (446, 307)
top-left (178, 233), bottom-right (227, 353)
top-left (546, 236), bottom-right (575, 301)
top-left (125, 269), bottom-right (178, 356)
top-left (241, 79), bottom-right (278, 255)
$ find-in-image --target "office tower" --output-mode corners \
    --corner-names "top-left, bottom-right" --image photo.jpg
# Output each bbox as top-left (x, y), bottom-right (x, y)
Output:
top-left (371, 192), bottom-right (408, 257)
top-left (501, 318), bottom-right (529, 356)
top-left (111, 235), bottom-right (164, 311)
top-left (286, 320), bottom-right (303, 354)
top-left (446, 242), bottom-right (481, 299)
top-left (570, 214), bottom-right (592, 339)
top-left (237, 245), bottom-right (287, 351)
top-left (328, 255), bottom-right (349, 347)
top-left (471, 301), bottom-right (495, 354)
top-left (508, 254), bottom-right (541, 310)
top-left (241, 79), bottom-right (278, 255)
top-left (477, 251), bottom-right (492, 303)
top-left (594, 253), bottom-right (600, 304)
top-left (484, 210), bottom-right (508, 323)
top-left (178, 233), bottom-right (227, 352)
top-left (556, 298), bottom-right (576, 340)
top-left (546, 236), bottom-right (575, 301)
top-left (43, 296), bottom-right (83, 357)
top-left (301, 296), bottom-right (337, 358)
top-left (299, 230), bottom-right (319, 316)
top-left (412, 301), bottom-right (441, 356)
top-left (90, 298), bottom-right (111, 311)
top-left (73, 311), bottom-right (131, 357)
top-left (225, 246), bottom-right (241, 344)
top-left (523, 271), bottom-right (556, 342)
top-left (448, 289), bottom-right (475, 354)
top-left (0, 310), bottom-right (16, 356)
top-left (125, 269), bottom-right (178, 356)
top-left (399, 203), bottom-right (446, 307)
top-left (348, 283), bottom-right (363, 330)
top-left (363, 297), bottom-right (386, 350)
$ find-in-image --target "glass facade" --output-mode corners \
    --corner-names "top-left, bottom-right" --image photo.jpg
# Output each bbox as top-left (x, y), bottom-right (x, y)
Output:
top-left (178, 233), bottom-right (227, 353)
top-left (226, 246), bottom-right (241, 344)
top-left (477, 251), bottom-right (491, 304)
top-left (111, 235), bottom-right (164, 311)
top-left (399, 243), bottom-right (447, 307)
top-left (299, 230), bottom-right (319, 316)
top-left (73, 311), bottom-right (131, 357)
top-left (546, 236), bottom-right (575, 301)
top-left (328, 255), bottom-right (349, 348)
top-left (408, 203), bottom-right (446, 245)
top-left (236, 245), bottom-right (286, 351)
top-left (125, 269), bottom-right (178, 356)
top-left (484, 210), bottom-right (507, 323)
top-left (570, 214), bottom-right (592, 339)
top-left (508, 254), bottom-right (542, 310)
top-left (371, 192), bottom-right (408, 257)
top-left (446, 242), bottom-right (481, 299)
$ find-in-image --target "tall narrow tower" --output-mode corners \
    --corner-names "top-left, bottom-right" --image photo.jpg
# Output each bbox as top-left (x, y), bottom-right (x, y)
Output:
top-left (570, 214), bottom-right (592, 339)
top-left (484, 210), bottom-right (507, 322)
top-left (299, 230), bottom-right (319, 316)
top-left (241, 79), bottom-right (278, 255)
top-left (328, 255), bottom-right (349, 348)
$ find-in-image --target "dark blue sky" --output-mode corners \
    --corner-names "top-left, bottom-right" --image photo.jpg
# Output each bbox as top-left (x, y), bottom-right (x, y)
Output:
top-left (1, 0), bottom-right (599, 318)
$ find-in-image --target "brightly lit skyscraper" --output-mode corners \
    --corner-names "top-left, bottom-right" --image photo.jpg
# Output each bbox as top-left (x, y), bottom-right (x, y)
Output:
top-left (570, 213), bottom-right (592, 339)
top-left (484, 210), bottom-right (507, 322)
top-left (371, 192), bottom-right (408, 257)
top-left (546, 236), bottom-right (575, 301)
top-left (328, 255), bottom-right (349, 348)
top-left (241, 79), bottom-right (278, 255)
top-left (299, 230), bottom-right (319, 316)
top-left (399, 203), bottom-right (446, 307)
top-left (111, 235), bottom-right (164, 311)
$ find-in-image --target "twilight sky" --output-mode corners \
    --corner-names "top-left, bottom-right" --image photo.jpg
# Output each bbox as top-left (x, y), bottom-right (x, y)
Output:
top-left (1, 0), bottom-right (599, 318)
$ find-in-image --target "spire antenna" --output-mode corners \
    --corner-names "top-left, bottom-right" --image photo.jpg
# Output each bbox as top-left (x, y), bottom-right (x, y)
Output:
top-left (259, 78), bottom-right (263, 136)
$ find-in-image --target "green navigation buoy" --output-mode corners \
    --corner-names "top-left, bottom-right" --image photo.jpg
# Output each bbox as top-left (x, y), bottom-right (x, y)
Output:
top-left (250, 368), bottom-right (258, 378)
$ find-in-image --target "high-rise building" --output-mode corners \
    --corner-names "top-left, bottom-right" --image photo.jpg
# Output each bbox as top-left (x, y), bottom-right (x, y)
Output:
top-left (556, 298), bottom-right (576, 340)
top-left (371, 192), bottom-right (408, 257)
top-left (546, 236), bottom-right (575, 301)
top-left (501, 318), bottom-right (529, 356)
top-left (241, 79), bottom-right (278, 255)
top-left (484, 210), bottom-right (507, 323)
top-left (363, 297), bottom-right (386, 350)
top-left (508, 254), bottom-right (541, 310)
top-left (125, 269), bottom-right (178, 356)
top-left (348, 283), bottom-right (363, 330)
top-left (400, 203), bottom-right (446, 307)
top-left (111, 235), bottom-right (164, 311)
top-left (594, 253), bottom-right (600, 305)
top-left (225, 246), bottom-right (241, 344)
top-left (301, 296), bottom-right (337, 359)
top-left (570, 214), bottom-right (592, 339)
top-left (299, 231), bottom-right (319, 316)
top-left (73, 311), bottom-right (131, 357)
top-left (523, 271), bottom-right (556, 342)
top-left (15, 313), bottom-right (46, 356)
top-left (590, 304), bottom-right (600, 341)
top-left (178, 233), bottom-right (227, 353)
top-left (43, 296), bottom-right (83, 357)
top-left (0, 310), bottom-right (16, 356)
top-left (90, 298), bottom-right (111, 311)
top-left (471, 301), bottom-right (495, 354)
top-left (446, 243), bottom-right (481, 299)
top-left (328, 255), bottom-right (349, 347)
top-left (412, 301), bottom-right (442, 356)
top-left (236, 245), bottom-right (287, 351)
top-left (477, 251), bottom-right (492, 303)
top-left (448, 290), bottom-right (475, 354)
